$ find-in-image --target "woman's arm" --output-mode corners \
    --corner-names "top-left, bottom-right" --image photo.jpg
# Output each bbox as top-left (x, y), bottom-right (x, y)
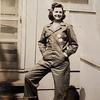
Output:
top-left (63, 25), bottom-right (78, 57)
top-left (38, 27), bottom-right (47, 55)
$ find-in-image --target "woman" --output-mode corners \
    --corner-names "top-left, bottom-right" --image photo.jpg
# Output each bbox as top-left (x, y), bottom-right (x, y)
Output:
top-left (25, 3), bottom-right (78, 100)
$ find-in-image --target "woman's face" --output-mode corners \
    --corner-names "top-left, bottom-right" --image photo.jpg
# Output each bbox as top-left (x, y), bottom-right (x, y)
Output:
top-left (52, 7), bottom-right (63, 21)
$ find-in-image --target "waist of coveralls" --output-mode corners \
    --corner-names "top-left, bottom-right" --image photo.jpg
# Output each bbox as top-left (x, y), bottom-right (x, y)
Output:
top-left (43, 49), bottom-right (69, 66)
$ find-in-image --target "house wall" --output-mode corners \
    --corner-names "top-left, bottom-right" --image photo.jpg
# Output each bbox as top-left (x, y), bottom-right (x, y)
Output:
top-left (80, 0), bottom-right (100, 100)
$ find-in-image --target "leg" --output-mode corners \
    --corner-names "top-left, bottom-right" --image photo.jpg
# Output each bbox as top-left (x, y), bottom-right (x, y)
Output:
top-left (51, 61), bottom-right (70, 100)
top-left (24, 60), bottom-right (51, 100)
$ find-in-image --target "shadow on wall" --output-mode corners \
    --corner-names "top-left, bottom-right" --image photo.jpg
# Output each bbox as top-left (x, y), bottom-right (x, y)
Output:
top-left (80, 87), bottom-right (86, 100)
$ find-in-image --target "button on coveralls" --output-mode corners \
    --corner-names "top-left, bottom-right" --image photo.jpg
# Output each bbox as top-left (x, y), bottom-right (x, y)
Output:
top-left (25, 22), bottom-right (78, 100)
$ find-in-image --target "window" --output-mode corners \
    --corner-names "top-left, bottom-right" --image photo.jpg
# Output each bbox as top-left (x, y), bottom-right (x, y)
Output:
top-left (54, 0), bottom-right (95, 12)
top-left (0, 0), bottom-right (26, 70)
top-left (55, 0), bottom-right (88, 4)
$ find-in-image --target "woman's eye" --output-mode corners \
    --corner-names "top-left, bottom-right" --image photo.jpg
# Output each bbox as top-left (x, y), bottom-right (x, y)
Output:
top-left (55, 11), bottom-right (58, 13)
top-left (59, 11), bottom-right (62, 13)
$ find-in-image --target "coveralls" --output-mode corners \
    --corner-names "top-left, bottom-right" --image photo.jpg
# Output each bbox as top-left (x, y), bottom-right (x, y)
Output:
top-left (25, 22), bottom-right (78, 100)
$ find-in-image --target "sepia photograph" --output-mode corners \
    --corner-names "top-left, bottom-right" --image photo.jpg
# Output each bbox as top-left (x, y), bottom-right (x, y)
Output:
top-left (0, 0), bottom-right (100, 100)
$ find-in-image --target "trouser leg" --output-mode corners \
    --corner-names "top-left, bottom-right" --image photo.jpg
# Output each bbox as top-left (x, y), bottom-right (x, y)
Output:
top-left (24, 60), bottom-right (51, 100)
top-left (51, 61), bottom-right (70, 100)
top-left (25, 78), bottom-right (38, 100)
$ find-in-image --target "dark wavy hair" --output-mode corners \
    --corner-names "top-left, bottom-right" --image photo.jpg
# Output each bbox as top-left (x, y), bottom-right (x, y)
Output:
top-left (48, 3), bottom-right (66, 21)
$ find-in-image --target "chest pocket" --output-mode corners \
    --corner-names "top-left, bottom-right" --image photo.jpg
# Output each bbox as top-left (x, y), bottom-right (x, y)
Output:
top-left (56, 30), bottom-right (69, 43)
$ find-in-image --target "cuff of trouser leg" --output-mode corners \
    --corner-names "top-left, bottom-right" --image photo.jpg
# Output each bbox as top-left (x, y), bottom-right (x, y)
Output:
top-left (25, 77), bottom-right (39, 88)
top-left (31, 82), bottom-right (39, 88)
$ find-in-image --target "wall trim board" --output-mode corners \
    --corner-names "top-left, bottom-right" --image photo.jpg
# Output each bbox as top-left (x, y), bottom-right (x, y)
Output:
top-left (80, 57), bottom-right (100, 70)
top-left (0, 69), bottom-right (80, 73)
top-left (37, 88), bottom-right (80, 91)
top-left (69, 10), bottom-right (96, 14)
top-left (70, 70), bottom-right (80, 72)
top-left (0, 69), bottom-right (28, 73)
